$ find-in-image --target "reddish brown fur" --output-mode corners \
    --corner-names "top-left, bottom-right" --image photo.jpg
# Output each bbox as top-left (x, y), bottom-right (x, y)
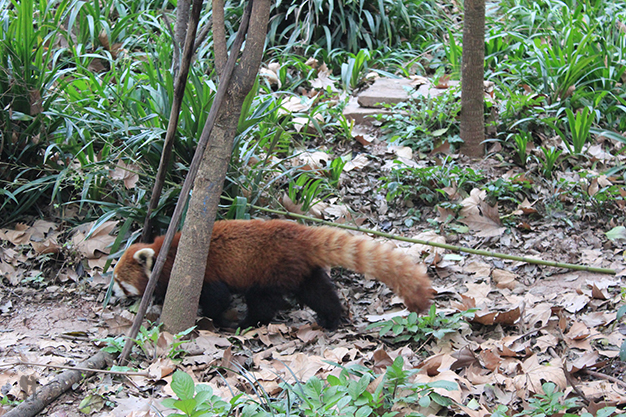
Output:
top-left (113, 219), bottom-right (433, 328)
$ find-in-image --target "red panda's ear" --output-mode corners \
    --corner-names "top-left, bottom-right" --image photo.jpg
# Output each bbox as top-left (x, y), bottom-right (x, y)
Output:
top-left (133, 248), bottom-right (155, 272)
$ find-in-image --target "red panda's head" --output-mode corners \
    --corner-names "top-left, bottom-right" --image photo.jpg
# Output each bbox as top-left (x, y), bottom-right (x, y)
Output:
top-left (112, 243), bottom-right (155, 298)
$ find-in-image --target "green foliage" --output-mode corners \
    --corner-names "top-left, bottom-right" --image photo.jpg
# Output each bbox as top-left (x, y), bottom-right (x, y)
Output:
top-left (484, 176), bottom-right (532, 206)
top-left (286, 154), bottom-right (346, 212)
top-left (539, 146), bottom-right (562, 179)
top-left (267, 0), bottom-right (449, 53)
top-left (558, 107), bottom-right (596, 155)
top-left (0, 0), bottom-right (68, 222)
top-left (512, 131), bottom-right (532, 168)
top-left (161, 358), bottom-right (458, 417)
top-left (516, 382), bottom-right (578, 417)
top-left (283, 356), bottom-right (457, 417)
top-left (377, 87), bottom-right (462, 153)
top-left (368, 306), bottom-right (476, 344)
top-left (444, 28), bottom-right (461, 79)
top-left (493, 383), bottom-right (616, 417)
top-left (162, 370), bottom-right (231, 417)
top-left (496, 402), bottom-right (615, 417)
top-left (381, 162), bottom-right (484, 205)
top-left (341, 49), bottom-right (370, 91)
top-left (99, 324), bottom-right (194, 360)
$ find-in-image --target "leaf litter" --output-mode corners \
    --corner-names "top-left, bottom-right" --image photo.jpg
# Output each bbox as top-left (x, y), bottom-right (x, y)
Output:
top-left (1, 135), bottom-right (625, 416)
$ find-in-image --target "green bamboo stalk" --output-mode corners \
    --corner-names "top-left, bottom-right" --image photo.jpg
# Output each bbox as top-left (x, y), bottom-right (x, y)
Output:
top-left (234, 201), bottom-right (616, 275)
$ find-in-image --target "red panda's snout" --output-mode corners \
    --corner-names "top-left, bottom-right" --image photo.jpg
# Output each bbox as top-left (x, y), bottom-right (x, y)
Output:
top-left (112, 246), bottom-right (155, 299)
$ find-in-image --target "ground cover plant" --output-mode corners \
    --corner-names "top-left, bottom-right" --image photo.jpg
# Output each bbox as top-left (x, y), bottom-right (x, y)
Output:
top-left (0, 0), bottom-right (626, 415)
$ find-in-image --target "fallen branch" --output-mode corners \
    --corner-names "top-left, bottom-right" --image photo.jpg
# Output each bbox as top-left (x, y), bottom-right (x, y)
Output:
top-left (4, 351), bottom-right (112, 417)
top-left (582, 369), bottom-right (626, 389)
top-left (230, 200), bottom-right (617, 275)
top-left (0, 361), bottom-right (148, 377)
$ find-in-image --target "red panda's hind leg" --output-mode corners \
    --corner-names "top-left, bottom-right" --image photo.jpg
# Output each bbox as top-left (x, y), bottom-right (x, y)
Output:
top-left (240, 286), bottom-right (290, 329)
top-left (199, 281), bottom-right (233, 328)
top-left (295, 267), bottom-right (343, 330)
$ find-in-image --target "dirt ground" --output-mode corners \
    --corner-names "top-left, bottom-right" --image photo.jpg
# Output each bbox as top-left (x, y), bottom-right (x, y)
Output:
top-left (1, 154), bottom-right (626, 416)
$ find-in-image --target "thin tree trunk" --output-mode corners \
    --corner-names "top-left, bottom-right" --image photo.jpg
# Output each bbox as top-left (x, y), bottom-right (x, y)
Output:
top-left (173, 0), bottom-right (192, 76)
top-left (459, 0), bottom-right (485, 157)
top-left (141, 0), bottom-right (203, 243)
top-left (118, 0), bottom-right (207, 365)
top-left (161, 0), bottom-right (270, 334)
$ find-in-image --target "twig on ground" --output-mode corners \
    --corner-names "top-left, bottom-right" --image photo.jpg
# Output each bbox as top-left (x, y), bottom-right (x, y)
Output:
top-left (1, 361), bottom-right (148, 377)
top-left (3, 351), bottom-right (112, 417)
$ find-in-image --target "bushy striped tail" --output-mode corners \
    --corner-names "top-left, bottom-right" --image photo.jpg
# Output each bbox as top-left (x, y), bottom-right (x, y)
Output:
top-left (307, 226), bottom-right (433, 312)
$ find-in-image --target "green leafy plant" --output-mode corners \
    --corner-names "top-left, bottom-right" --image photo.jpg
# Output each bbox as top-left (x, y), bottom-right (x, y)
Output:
top-left (512, 131), bottom-right (532, 168)
top-left (284, 356), bottom-right (457, 416)
top-left (340, 49), bottom-right (370, 90)
top-left (368, 305), bottom-right (476, 344)
top-left (162, 370), bottom-right (231, 417)
top-left (381, 162), bottom-right (484, 205)
top-left (558, 107), bottom-right (596, 155)
top-left (267, 0), bottom-right (449, 53)
top-left (99, 325), bottom-right (194, 360)
top-left (445, 28), bottom-right (462, 79)
top-left (288, 175), bottom-right (327, 212)
top-left (539, 146), bottom-right (563, 179)
top-left (514, 382), bottom-right (578, 417)
top-left (378, 87), bottom-right (462, 153)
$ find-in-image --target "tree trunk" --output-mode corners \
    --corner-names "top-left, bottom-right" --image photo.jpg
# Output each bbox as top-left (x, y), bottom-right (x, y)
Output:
top-left (173, 0), bottom-right (191, 76)
top-left (161, 0), bottom-right (270, 334)
top-left (459, 0), bottom-right (485, 157)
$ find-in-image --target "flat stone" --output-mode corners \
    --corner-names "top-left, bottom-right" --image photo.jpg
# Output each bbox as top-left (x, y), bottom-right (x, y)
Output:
top-left (344, 77), bottom-right (462, 125)
top-left (357, 77), bottom-right (461, 108)
top-left (343, 96), bottom-right (390, 125)
top-left (357, 78), bottom-right (418, 108)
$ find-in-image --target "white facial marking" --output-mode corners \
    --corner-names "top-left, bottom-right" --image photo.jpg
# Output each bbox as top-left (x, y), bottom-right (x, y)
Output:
top-left (119, 280), bottom-right (141, 296)
top-left (112, 278), bottom-right (126, 298)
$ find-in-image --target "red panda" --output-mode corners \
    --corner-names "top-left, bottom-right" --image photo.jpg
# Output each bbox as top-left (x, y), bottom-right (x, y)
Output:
top-left (113, 219), bottom-right (433, 330)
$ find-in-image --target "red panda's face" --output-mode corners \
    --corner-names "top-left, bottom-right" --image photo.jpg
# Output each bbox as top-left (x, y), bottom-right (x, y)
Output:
top-left (112, 245), bottom-right (155, 298)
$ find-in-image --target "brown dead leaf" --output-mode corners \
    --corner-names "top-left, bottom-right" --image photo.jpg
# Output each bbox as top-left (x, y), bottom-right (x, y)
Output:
top-left (388, 145), bottom-right (412, 159)
top-left (57, 267), bottom-right (79, 283)
top-left (472, 310), bottom-right (499, 325)
top-left (525, 303), bottom-right (553, 329)
top-left (560, 293), bottom-right (590, 313)
top-left (343, 154), bottom-right (370, 172)
top-left (280, 96), bottom-right (312, 114)
top-left (310, 70), bottom-right (337, 91)
top-left (296, 325), bottom-right (323, 343)
top-left (492, 269), bottom-right (518, 290)
top-left (147, 358), bottom-right (176, 380)
top-left (567, 351), bottom-right (600, 373)
top-left (513, 198), bottom-right (538, 216)
top-left (478, 349), bottom-right (502, 371)
top-left (0, 223), bottom-right (31, 245)
top-left (372, 348), bottom-right (393, 373)
top-left (436, 206), bottom-right (456, 223)
top-left (403, 231), bottom-right (445, 258)
top-left (513, 354), bottom-right (567, 393)
top-left (460, 208), bottom-right (506, 238)
top-left (110, 160), bottom-right (139, 189)
top-left (352, 125), bottom-right (375, 146)
top-left (464, 282), bottom-right (493, 305)
top-left (460, 188), bottom-right (486, 217)
top-left (72, 221), bottom-right (118, 259)
top-left (566, 322), bottom-right (590, 340)
top-left (590, 283), bottom-right (608, 300)
top-left (494, 306), bottom-right (521, 325)
top-left (465, 261), bottom-right (492, 277)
